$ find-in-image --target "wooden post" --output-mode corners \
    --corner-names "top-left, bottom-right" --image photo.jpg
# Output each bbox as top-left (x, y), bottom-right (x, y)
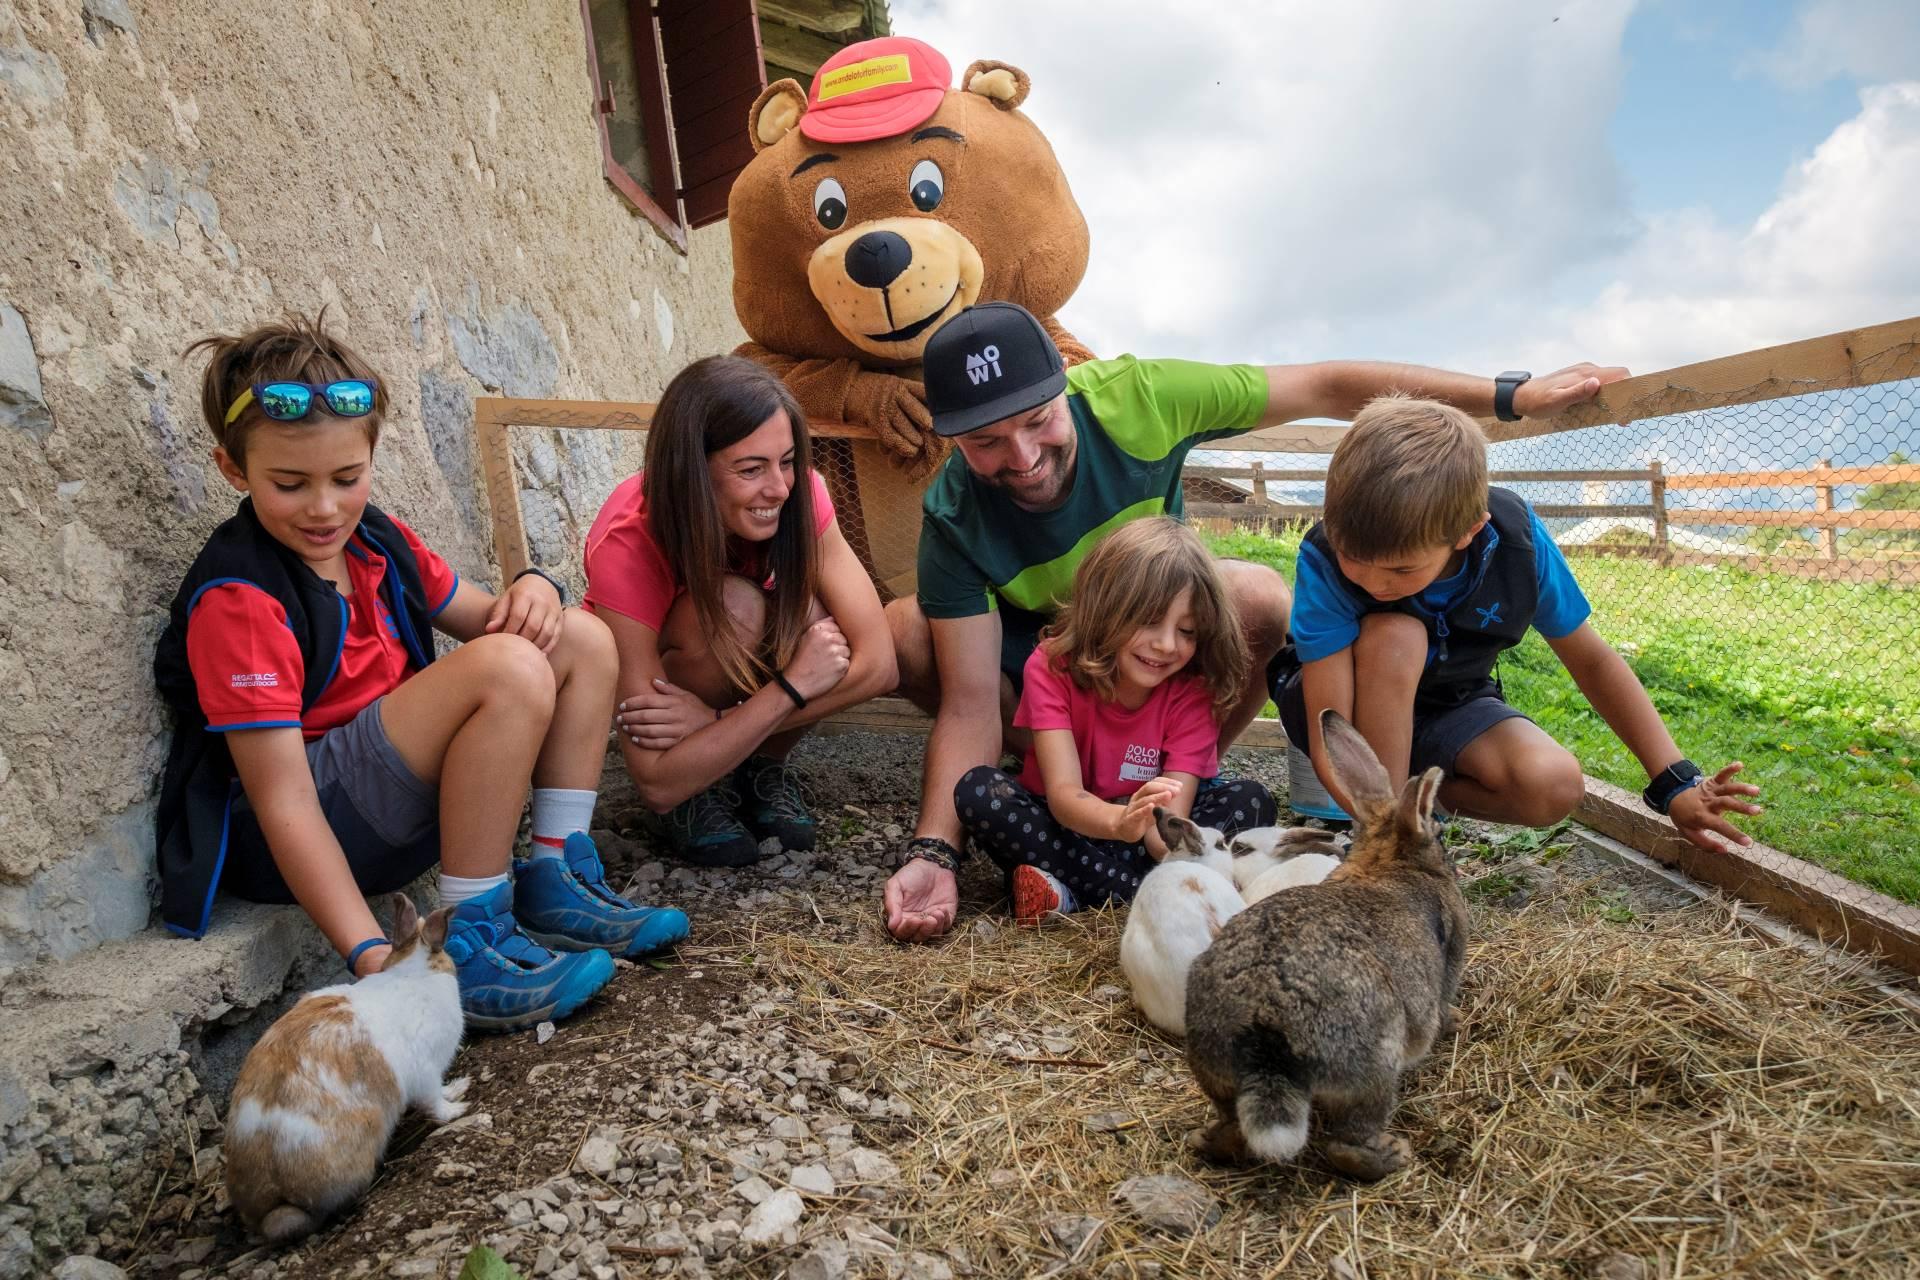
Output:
top-left (1249, 460), bottom-right (1267, 504)
top-left (1648, 460), bottom-right (1669, 564)
top-left (1814, 457), bottom-right (1836, 560)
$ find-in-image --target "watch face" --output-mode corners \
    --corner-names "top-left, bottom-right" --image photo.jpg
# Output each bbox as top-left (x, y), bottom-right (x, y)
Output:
top-left (1497, 371), bottom-right (1531, 385)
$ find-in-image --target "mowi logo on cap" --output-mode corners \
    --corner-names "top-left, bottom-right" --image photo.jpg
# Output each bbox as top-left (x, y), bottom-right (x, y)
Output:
top-left (965, 345), bottom-right (1003, 386)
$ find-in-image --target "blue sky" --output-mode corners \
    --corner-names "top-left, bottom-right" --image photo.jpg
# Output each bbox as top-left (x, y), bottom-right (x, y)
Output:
top-left (888, 0), bottom-right (1920, 379)
top-left (1613, 0), bottom-right (1859, 225)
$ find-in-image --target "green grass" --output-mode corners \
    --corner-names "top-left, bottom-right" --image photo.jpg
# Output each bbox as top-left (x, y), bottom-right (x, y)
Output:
top-left (1206, 528), bottom-right (1920, 902)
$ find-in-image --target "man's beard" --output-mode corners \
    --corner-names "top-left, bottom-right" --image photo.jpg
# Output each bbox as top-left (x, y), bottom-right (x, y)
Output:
top-left (979, 441), bottom-right (1076, 510)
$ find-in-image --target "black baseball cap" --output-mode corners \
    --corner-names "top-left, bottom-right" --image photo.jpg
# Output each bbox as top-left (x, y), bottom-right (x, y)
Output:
top-left (924, 302), bottom-right (1067, 437)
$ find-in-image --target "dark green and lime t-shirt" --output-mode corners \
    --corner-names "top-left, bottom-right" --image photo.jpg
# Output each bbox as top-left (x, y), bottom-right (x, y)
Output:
top-left (916, 355), bottom-right (1268, 631)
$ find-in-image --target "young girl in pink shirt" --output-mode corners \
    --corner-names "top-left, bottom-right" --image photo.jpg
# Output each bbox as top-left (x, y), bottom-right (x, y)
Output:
top-left (956, 517), bottom-right (1277, 922)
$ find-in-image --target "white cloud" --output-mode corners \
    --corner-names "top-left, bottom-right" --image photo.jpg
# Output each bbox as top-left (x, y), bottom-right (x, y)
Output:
top-left (1749, 0), bottom-right (1920, 89)
top-left (1543, 81), bottom-right (1920, 374)
top-left (891, 0), bottom-right (1639, 363)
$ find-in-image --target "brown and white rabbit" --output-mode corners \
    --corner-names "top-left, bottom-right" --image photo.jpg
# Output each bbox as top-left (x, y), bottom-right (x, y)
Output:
top-left (1119, 810), bottom-right (1247, 1037)
top-left (225, 894), bottom-right (468, 1243)
top-left (1183, 710), bottom-right (1467, 1181)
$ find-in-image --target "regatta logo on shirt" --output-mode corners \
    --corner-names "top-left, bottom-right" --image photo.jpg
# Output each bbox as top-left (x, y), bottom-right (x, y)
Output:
top-left (1118, 742), bottom-right (1163, 783)
top-left (965, 344), bottom-right (1003, 386)
top-left (230, 672), bottom-right (280, 689)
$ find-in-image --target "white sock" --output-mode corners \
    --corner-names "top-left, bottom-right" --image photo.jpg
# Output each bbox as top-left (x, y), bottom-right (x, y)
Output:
top-left (439, 872), bottom-right (510, 910)
top-left (530, 788), bottom-right (597, 863)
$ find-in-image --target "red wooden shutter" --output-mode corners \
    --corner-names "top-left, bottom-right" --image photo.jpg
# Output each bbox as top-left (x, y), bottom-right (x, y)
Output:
top-left (657, 0), bottom-right (766, 229)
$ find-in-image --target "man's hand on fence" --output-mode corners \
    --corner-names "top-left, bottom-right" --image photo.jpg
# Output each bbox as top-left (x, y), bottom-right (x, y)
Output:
top-left (1666, 762), bottom-right (1764, 852)
top-left (885, 858), bottom-right (958, 943)
top-left (1512, 363), bottom-right (1633, 419)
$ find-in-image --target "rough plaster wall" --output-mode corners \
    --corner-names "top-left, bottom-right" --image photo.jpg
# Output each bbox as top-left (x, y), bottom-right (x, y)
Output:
top-left (0, 0), bottom-right (746, 973)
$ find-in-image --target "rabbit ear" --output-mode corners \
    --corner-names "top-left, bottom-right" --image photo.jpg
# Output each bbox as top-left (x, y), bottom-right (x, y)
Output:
top-left (1396, 767), bottom-right (1445, 839)
top-left (390, 893), bottom-right (420, 939)
top-left (421, 907), bottom-right (452, 951)
top-left (1154, 807), bottom-right (1203, 859)
top-left (1318, 710), bottom-right (1393, 817)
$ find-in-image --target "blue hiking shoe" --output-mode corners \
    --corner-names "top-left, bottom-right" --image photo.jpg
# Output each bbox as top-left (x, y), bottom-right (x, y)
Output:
top-left (514, 832), bottom-right (691, 959)
top-left (443, 882), bottom-right (615, 1033)
top-left (739, 755), bottom-right (817, 851)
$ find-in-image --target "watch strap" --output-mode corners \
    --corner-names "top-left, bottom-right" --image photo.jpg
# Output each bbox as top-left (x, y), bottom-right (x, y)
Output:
top-left (511, 565), bottom-right (568, 604)
top-left (1494, 370), bottom-right (1532, 423)
top-left (1643, 759), bottom-right (1704, 815)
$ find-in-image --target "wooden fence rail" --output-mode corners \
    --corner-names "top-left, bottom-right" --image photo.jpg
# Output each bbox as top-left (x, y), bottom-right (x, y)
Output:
top-left (1183, 459), bottom-right (1920, 564)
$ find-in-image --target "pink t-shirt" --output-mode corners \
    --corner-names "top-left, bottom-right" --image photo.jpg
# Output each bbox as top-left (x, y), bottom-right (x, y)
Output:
top-left (583, 469), bottom-right (835, 629)
top-left (1014, 647), bottom-right (1221, 801)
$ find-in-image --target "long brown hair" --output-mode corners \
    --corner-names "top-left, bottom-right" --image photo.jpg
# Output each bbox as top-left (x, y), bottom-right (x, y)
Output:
top-left (1041, 516), bottom-right (1247, 722)
top-left (642, 355), bottom-right (817, 692)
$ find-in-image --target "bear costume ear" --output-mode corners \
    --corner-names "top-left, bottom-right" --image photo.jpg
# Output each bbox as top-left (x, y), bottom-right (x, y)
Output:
top-left (748, 79), bottom-right (809, 152)
top-left (962, 60), bottom-right (1031, 111)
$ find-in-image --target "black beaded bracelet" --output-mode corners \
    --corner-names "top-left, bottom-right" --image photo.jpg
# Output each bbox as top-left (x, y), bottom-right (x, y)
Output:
top-left (511, 565), bottom-right (568, 604)
top-left (900, 836), bottom-right (963, 873)
top-left (773, 671), bottom-right (808, 710)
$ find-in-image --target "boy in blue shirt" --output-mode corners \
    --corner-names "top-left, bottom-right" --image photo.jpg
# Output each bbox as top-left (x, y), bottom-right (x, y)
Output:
top-left (1273, 395), bottom-right (1762, 851)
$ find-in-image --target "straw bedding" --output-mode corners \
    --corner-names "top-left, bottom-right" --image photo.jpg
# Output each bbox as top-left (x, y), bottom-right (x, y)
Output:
top-left (722, 863), bottom-right (1920, 1279)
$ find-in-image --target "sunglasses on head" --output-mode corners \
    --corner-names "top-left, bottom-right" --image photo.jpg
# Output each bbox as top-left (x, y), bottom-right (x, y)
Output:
top-left (224, 378), bottom-right (379, 426)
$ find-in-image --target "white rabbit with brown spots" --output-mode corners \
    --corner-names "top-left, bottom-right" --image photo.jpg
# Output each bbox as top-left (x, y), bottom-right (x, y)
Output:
top-left (225, 894), bottom-right (467, 1243)
top-left (1119, 810), bottom-right (1246, 1037)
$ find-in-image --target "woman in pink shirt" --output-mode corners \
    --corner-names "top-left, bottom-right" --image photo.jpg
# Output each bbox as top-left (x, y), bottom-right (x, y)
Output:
top-left (586, 356), bottom-right (896, 865)
top-left (954, 518), bottom-right (1277, 921)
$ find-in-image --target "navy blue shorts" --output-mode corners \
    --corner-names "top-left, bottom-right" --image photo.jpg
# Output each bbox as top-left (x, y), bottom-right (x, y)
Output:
top-left (1270, 654), bottom-right (1529, 778)
top-left (221, 697), bottom-right (442, 904)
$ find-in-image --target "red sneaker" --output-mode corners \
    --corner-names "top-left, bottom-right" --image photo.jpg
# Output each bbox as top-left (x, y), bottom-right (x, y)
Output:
top-left (1011, 865), bottom-right (1066, 925)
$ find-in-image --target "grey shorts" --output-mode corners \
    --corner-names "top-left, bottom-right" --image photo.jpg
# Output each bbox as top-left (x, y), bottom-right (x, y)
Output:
top-left (222, 697), bottom-right (442, 904)
top-left (1272, 663), bottom-right (1529, 778)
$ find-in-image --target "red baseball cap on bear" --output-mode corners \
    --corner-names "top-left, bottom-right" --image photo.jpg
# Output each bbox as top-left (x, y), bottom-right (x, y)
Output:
top-left (800, 36), bottom-right (951, 144)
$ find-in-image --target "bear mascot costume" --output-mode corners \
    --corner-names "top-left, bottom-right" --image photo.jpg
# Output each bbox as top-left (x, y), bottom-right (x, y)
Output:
top-left (728, 36), bottom-right (1093, 598)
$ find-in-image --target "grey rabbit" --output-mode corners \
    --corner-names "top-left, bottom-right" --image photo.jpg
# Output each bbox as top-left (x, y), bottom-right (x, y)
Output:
top-left (1182, 709), bottom-right (1468, 1180)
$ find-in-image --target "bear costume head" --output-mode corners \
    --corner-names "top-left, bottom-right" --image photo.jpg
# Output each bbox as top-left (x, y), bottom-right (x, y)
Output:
top-left (730, 37), bottom-right (1090, 380)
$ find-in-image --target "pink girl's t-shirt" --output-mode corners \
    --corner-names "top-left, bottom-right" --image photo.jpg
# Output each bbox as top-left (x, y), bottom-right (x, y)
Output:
top-left (582, 469), bottom-right (835, 629)
top-left (1014, 647), bottom-right (1221, 801)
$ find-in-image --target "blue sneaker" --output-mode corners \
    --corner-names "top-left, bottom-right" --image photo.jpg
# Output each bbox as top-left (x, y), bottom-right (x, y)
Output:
top-left (514, 832), bottom-right (691, 959)
top-left (443, 882), bottom-right (615, 1033)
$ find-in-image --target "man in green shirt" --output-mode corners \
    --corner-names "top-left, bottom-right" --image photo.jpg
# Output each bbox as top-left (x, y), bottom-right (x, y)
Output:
top-left (883, 302), bottom-right (1623, 941)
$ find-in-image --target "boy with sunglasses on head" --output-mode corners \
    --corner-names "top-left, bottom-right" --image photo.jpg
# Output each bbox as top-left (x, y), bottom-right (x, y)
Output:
top-left (154, 312), bottom-right (687, 1031)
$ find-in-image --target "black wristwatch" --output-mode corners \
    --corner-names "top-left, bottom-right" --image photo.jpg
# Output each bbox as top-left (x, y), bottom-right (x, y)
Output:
top-left (1493, 370), bottom-right (1532, 422)
top-left (1643, 759), bottom-right (1704, 815)
top-left (512, 565), bottom-right (568, 603)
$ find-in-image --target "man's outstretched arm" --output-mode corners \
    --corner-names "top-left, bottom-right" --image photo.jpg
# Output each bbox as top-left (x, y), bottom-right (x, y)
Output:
top-left (1260, 361), bottom-right (1629, 429)
top-left (884, 611), bottom-right (1005, 942)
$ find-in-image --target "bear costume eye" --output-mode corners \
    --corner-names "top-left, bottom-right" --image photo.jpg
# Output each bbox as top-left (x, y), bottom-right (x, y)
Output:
top-left (812, 177), bottom-right (847, 230)
top-left (909, 159), bottom-right (944, 212)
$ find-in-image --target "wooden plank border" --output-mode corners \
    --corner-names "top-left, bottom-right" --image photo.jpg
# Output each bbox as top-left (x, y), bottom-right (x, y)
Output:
top-left (820, 699), bottom-right (1920, 977)
top-left (1481, 314), bottom-right (1920, 444)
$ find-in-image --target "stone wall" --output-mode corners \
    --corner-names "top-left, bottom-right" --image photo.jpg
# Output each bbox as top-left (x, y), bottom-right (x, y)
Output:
top-left (0, 0), bottom-right (747, 974)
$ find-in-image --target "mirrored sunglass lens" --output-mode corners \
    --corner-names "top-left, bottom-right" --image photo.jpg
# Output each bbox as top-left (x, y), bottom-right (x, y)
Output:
top-left (323, 380), bottom-right (375, 417)
top-left (258, 384), bottom-right (313, 420)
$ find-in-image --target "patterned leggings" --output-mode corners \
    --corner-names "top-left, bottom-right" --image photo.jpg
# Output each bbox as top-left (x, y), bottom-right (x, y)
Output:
top-left (954, 766), bottom-right (1278, 909)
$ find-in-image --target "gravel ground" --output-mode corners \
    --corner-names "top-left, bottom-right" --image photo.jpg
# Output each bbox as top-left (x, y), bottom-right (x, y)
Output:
top-left (114, 732), bottom-right (1716, 1280)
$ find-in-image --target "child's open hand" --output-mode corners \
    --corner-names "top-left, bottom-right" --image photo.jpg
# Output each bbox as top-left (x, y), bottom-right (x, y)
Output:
top-left (487, 573), bottom-right (564, 652)
top-left (1115, 777), bottom-right (1182, 844)
top-left (1667, 762), bottom-right (1764, 853)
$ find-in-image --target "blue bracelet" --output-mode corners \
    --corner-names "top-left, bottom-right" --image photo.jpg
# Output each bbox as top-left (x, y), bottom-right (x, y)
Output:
top-left (346, 936), bottom-right (390, 976)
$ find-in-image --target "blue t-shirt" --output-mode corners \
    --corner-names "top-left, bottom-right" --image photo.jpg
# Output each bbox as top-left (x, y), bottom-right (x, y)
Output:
top-left (1291, 502), bottom-right (1590, 663)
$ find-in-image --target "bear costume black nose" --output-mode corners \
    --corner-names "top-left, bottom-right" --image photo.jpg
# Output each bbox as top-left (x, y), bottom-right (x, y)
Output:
top-left (844, 230), bottom-right (912, 289)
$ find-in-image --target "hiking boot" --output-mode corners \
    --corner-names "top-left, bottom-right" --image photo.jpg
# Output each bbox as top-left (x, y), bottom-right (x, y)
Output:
top-left (739, 755), bottom-right (816, 851)
top-left (515, 832), bottom-right (691, 959)
top-left (659, 776), bottom-right (761, 867)
top-left (442, 882), bottom-right (615, 1033)
top-left (1010, 864), bottom-right (1078, 925)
